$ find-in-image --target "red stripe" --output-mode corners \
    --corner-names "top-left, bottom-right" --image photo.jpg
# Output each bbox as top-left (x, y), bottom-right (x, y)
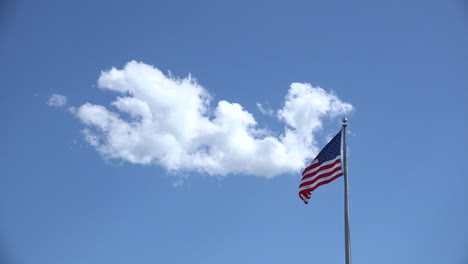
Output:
top-left (301, 158), bottom-right (341, 180)
top-left (302, 161), bottom-right (319, 174)
top-left (299, 165), bottom-right (342, 189)
top-left (299, 173), bottom-right (343, 204)
top-left (298, 191), bottom-right (311, 204)
top-left (298, 193), bottom-right (309, 204)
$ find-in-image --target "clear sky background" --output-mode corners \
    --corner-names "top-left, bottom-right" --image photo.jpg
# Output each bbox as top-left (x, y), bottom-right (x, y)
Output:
top-left (1, 0), bottom-right (467, 263)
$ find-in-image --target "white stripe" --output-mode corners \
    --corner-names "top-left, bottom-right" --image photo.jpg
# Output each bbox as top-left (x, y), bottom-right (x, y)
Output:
top-left (300, 193), bottom-right (309, 203)
top-left (299, 170), bottom-right (343, 192)
top-left (302, 155), bottom-right (341, 177)
top-left (300, 160), bottom-right (342, 186)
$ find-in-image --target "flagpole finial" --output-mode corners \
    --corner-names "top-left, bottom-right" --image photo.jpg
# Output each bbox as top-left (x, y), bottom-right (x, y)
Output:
top-left (342, 118), bottom-right (348, 126)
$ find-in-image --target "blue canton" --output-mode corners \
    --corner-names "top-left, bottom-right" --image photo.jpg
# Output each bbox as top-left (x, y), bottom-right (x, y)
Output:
top-left (316, 131), bottom-right (342, 164)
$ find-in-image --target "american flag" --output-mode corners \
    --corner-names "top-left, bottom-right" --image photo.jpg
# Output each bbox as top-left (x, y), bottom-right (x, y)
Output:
top-left (299, 130), bottom-right (343, 204)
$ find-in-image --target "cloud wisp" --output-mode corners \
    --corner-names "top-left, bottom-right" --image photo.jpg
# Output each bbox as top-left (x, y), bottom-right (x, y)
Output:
top-left (256, 102), bottom-right (275, 116)
top-left (72, 61), bottom-right (353, 177)
top-left (47, 93), bottom-right (67, 107)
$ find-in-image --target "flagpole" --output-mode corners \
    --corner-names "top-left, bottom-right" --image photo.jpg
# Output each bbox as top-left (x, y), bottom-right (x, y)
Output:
top-left (342, 118), bottom-right (352, 264)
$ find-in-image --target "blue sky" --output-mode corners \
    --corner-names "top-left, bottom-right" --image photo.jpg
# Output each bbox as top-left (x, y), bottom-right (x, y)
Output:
top-left (1, 0), bottom-right (467, 263)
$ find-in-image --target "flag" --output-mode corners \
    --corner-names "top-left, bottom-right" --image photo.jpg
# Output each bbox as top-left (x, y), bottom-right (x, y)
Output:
top-left (299, 130), bottom-right (343, 204)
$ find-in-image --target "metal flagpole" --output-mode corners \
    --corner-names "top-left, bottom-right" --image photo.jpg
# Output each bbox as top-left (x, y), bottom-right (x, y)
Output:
top-left (342, 118), bottom-right (352, 264)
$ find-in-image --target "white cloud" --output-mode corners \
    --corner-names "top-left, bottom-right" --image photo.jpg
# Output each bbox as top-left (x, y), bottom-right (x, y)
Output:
top-left (256, 102), bottom-right (274, 116)
top-left (73, 61), bottom-right (353, 177)
top-left (47, 93), bottom-right (67, 107)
